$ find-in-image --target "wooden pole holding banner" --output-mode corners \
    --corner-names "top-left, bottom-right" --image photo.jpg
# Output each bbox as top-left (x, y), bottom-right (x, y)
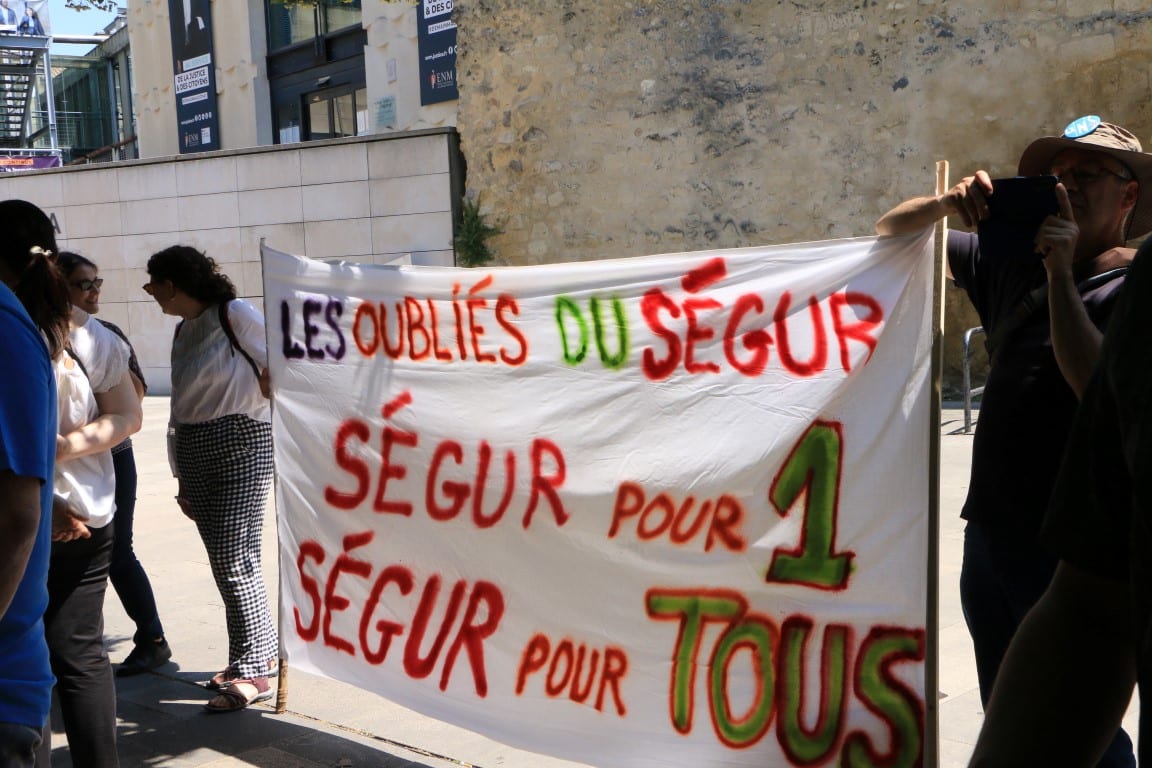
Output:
top-left (275, 658), bottom-right (288, 714)
top-left (255, 234), bottom-right (292, 716)
top-left (923, 160), bottom-right (949, 768)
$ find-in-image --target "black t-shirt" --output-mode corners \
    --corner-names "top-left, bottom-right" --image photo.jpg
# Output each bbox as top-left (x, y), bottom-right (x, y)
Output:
top-left (1040, 240), bottom-right (1152, 765)
top-left (948, 230), bottom-right (1125, 534)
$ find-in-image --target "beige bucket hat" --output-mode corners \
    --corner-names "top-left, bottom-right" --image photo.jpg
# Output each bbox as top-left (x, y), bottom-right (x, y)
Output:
top-left (1017, 116), bottom-right (1152, 239)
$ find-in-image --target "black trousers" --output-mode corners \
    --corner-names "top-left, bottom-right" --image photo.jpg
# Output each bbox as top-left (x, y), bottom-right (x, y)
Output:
top-left (961, 519), bottom-right (1134, 768)
top-left (36, 523), bottom-right (118, 768)
top-left (0, 722), bottom-right (41, 768)
top-left (109, 444), bottom-right (165, 646)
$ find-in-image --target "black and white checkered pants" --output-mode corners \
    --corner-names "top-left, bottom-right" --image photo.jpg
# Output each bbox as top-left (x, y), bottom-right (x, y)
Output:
top-left (175, 414), bottom-right (276, 680)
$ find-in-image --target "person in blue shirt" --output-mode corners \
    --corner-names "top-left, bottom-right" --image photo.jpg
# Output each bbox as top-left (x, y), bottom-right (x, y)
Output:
top-left (0, 199), bottom-right (69, 767)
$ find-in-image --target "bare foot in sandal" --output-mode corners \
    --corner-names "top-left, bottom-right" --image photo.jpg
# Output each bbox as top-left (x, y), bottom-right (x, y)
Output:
top-left (204, 677), bottom-right (272, 713)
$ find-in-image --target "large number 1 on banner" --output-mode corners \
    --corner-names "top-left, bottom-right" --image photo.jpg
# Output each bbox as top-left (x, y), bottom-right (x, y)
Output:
top-left (766, 421), bottom-right (854, 590)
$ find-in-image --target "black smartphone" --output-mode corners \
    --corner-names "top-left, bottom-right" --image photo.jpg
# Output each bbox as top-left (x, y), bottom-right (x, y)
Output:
top-left (977, 175), bottom-right (1059, 258)
top-left (985, 175), bottom-right (1059, 224)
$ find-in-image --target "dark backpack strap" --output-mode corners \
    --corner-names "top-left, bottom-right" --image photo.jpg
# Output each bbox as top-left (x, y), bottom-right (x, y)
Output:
top-left (984, 283), bottom-right (1049, 363)
top-left (172, 302), bottom-right (261, 381)
top-left (218, 300), bottom-right (262, 381)
top-left (64, 345), bottom-right (90, 380)
top-left (98, 319), bottom-right (147, 393)
top-left (1076, 266), bottom-right (1129, 294)
top-left (983, 266), bottom-right (1128, 364)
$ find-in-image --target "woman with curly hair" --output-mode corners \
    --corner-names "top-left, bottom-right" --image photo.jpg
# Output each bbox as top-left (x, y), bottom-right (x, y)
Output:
top-left (144, 245), bottom-right (275, 713)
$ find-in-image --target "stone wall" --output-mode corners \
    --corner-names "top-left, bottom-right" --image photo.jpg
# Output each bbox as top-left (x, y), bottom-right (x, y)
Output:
top-left (453, 0), bottom-right (1152, 394)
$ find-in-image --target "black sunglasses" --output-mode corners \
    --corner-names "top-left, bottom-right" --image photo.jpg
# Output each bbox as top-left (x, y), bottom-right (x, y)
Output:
top-left (70, 278), bottom-right (104, 291)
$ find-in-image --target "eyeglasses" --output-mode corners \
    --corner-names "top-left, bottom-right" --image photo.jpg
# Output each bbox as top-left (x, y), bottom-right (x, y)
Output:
top-left (70, 278), bottom-right (103, 291)
top-left (1050, 165), bottom-right (1134, 187)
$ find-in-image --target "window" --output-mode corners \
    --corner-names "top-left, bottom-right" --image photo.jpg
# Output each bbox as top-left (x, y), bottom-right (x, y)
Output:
top-left (323, 0), bottom-right (361, 35)
top-left (267, 1), bottom-right (314, 50)
top-left (266, 0), bottom-right (361, 52)
top-left (276, 101), bottom-right (301, 144)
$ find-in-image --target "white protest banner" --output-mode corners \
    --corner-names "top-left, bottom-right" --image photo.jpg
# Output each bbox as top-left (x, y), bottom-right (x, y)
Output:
top-left (264, 229), bottom-right (935, 768)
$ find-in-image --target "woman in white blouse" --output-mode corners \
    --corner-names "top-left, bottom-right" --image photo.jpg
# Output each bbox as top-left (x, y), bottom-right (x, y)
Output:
top-left (143, 245), bottom-right (276, 713)
top-left (59, 252), bottom-right (172, 677)
top-left (54, 303), bottom-right (142, 768)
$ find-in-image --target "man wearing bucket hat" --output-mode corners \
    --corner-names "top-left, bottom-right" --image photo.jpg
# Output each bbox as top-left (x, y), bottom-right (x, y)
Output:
top-left (877, 115), bottom-right (1151, 767)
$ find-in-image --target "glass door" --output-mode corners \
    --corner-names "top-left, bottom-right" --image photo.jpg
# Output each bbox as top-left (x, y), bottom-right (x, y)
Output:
top-left (266, 0), bottom-right (367, 145)
top-left (303, 86), bottom-right (366, 141)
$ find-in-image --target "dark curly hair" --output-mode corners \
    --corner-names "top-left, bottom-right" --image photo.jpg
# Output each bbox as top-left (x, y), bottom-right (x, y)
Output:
top-left (0, 199), bottom-right (70, 359)
top-left (146, 245), bottom-right (237, 305)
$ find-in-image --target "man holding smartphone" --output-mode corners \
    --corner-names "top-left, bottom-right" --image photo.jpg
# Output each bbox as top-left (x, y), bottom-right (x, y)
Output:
top-left (877, 116), bottom-right (1152, 768)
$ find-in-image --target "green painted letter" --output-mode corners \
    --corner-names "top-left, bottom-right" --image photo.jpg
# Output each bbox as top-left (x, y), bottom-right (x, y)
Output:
top-left (646, 589), bottom-right (745, 733)
top-left (555, 296), bottom-right (588, 364)
top-left (777, 619), bottom-right (848, 763)
top-left (840, 627), bottom-right (924, 768)
top-left (767, 421), bottom-right (854, 589)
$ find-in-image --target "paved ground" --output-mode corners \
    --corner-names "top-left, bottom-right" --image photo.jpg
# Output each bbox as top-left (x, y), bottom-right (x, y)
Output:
top-left (42, 399), bottom-right (1139, 767)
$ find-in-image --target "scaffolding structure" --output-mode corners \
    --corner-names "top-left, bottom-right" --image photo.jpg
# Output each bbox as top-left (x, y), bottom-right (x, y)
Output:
top-left (0, 8), bottom-right (135, 169)
top-left (0, 29), bottom-right (60, 166)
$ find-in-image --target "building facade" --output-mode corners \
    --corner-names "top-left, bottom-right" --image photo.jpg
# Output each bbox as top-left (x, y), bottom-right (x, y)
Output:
top-left (18, 129), bottom-right (460, 392)
top-left (4, 1), bottom-right (465, 391)
top-left (128, 0), bottom-right (457, 157)
top-left (9, 1), bottom-right (1152, 393)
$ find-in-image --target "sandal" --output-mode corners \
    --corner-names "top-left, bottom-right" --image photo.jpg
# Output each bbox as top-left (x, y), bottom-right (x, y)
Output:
top-left (203, 678), bottom-right (273, 713)
top-left (204, 659), bottom-right (277, 690)
top-left (204, 667), bottom-right (238, 691)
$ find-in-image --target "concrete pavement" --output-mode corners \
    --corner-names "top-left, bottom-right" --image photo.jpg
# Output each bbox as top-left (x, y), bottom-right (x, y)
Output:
top-left (42, 399), bottom-right (1139, 767)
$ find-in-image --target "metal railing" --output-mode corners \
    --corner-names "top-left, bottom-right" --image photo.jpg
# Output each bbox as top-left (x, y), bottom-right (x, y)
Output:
top-left (962, 326), bottom-right (985, 433)
top-left (66, 133), bottom-right (137, 164)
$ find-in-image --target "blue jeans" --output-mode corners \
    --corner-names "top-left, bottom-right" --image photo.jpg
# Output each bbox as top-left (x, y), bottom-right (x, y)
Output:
top-left (961, 519), bottom-right (1135, 768)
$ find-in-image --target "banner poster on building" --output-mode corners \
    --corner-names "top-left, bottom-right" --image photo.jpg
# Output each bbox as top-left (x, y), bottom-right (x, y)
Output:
top-left (167, 0), bottom-right (220, 153)
top-left (263, 230), bottom-right (936, 768)
top-left (0, 154), bottom-right (59, 172)
top-left (2, 1), bottom-right (50, 35)
top-left (417, 0), bottom-right (457, 105)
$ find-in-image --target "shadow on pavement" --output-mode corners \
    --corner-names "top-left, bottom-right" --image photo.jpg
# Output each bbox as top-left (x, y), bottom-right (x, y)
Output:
top-left (46, 659), bottom-right (451, 768)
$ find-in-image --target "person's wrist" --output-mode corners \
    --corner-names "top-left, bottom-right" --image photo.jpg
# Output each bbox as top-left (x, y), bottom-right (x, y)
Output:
top-left (1043, 259), bottom-right (1075, 283)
